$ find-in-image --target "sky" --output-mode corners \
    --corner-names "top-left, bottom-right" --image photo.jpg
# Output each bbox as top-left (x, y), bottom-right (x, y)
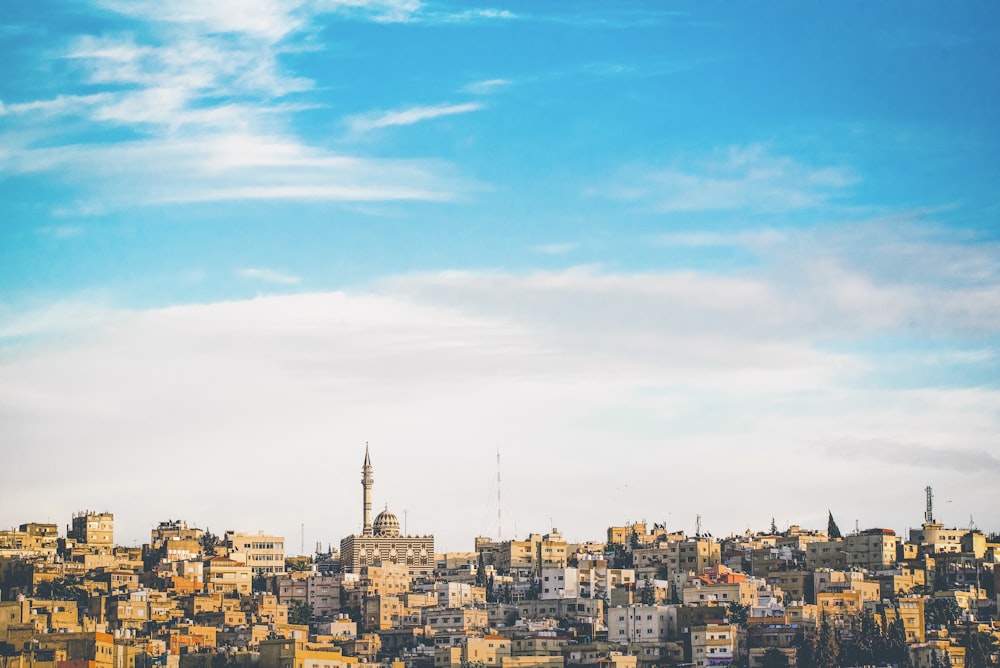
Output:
top-left (1, 1), bottom-right (999, 555)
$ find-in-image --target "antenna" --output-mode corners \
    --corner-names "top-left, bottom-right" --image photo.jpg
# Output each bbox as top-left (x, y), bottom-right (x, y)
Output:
top-left (925, 486), bottom-right (934, 524)
top-left (497, 446), bottom-right (502, 541)
top-left (696, 514), bottom-right (702, 537)
top-left (404, 509), bottom-right (408, 536)
top-left (301, 523), bottom-right (305, 557)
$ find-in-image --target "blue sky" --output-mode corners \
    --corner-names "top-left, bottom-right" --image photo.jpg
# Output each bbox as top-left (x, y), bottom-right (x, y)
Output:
top-left (1, 1), bottom-right (999, 552)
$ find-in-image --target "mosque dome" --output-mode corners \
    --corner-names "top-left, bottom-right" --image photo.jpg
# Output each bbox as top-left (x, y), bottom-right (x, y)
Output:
top-left (373, 508), bottom-right (401, 537)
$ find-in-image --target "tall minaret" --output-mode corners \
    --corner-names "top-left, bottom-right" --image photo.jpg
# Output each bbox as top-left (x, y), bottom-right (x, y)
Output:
top-left (362, 443), bottom-right (374, 536)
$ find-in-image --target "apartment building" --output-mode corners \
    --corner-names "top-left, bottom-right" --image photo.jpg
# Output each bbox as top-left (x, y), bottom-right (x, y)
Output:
top-left (224, 530), bottom-right (286, 577)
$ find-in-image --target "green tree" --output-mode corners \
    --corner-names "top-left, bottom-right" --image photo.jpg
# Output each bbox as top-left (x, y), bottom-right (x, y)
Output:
top-left (34, 577), bottom-right (89, 606)
top-left (640, 578), bottom-right (656, 605)
top-left (927, 598), bottom-right (961, 629)
top-left (815, 616), bottom-right (839, 668)
top-left (202, 529), bottom-right (219, 556)
top-left (827, 511), bottom-right (842, 540)
top-left (727, 602), bottom-right (749, 627)
top-left (961, 631), bottom-right (991, 668)
top-left (285, 556), bottom-right (312, 572)
top-left (475, 553), bottom-right (485, 587)
top-left (887, 617), bottom-right (913, 668)
top-left (760, 648), bottom-right (790, 668)
top-left (795, 629), bottom-right (816, 668)
top-left (288, 599), bottom-right (313, 626)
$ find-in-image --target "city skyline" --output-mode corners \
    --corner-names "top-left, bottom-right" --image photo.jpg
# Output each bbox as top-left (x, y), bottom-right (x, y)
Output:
top-left (1, 1), bottom-right (999, 552)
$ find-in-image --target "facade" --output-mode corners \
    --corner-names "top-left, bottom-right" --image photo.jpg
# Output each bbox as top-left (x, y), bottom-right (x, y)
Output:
top-left (67, 512), bottom-right (114, 548)
top-left (540, 568), bottom-right (580, 599)
top-left (607, 605), bottom-right (673, 644)
top-left (339, 446), bottom-right (435, 575)
top-left (844, 529), bottom-right (900, 569)
top-left (224, 530), bottom-right (286, 577)
top-left (689, 624), bottom-right (737, 668)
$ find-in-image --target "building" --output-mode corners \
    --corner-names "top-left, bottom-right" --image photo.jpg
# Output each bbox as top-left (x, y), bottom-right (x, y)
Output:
top-left (844, 529), bottom-right (900, 569)
top-left (689, 623), bottom-right (737, 668)
top-left (339, 446), bottom-right (435, 575)
top-left (67, 512), bottom-right (114, 548)
top-left (224, 530), bottom-right (286, 577)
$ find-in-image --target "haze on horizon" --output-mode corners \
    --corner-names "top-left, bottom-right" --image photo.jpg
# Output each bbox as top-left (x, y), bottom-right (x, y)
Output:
top-left (1, 1), bottom-right (998, 553)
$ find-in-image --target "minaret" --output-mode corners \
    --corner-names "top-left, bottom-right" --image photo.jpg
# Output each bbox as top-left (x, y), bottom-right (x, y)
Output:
top-left (362, 443), bottom-right (374, 536)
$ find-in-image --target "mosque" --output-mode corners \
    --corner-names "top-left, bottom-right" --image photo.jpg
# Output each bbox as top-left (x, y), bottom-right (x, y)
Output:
top-left (339, 445), bottom-right (435, 575)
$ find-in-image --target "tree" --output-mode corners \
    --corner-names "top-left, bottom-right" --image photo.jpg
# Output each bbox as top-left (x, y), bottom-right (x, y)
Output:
top-left (285, 556), bottom-right (312, 572)
top-left (815, 616), bottom-right (839, 668)
top-left (640, 578), bottom-right (656, 605)
top-left (476, 552), bottom-right (487, 587)
top-left (485, 574), bottom-right (496, 603)
top-left (960, 631), bottom-right (991, 668)
top-left (727, 602), bottom-right (749, 627)
top-left (887, 617), bottom-right (913, 668)
top-left (202, 529), bottom-right (219, 556)
top-left (34, 576), bottom-right (89, 606)
top-left (761, 648), bottom-right (790, 668)
top-left (795, 629), bottom-right (816, 668)
top-left (927, 597), bottom-right (961, 629)
top-left (288, 599), bottom-right (313, 626)
top-left (827, 511), bottom-right (842, 540)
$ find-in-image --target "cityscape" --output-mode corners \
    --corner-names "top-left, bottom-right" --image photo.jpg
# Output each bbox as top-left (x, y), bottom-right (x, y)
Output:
top-left (0, 448), bottom-right (997, 668)
top-left (2, 3), bottom-right (999, 668)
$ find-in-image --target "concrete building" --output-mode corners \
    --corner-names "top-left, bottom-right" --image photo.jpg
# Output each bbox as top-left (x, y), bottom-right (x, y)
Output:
top-left (67, 512), bottom-right (114, 549)
top-left (224, 530), bottom-right (286, 577)
top-left (844, 529), bottom-right (900, 569)
top-left (689, 623), bottom-right (737, 668)
top-left (607, 605), bottom-right (674, 644)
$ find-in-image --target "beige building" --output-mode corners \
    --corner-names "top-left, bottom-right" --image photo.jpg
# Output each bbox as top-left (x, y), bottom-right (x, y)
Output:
top-left (258, 639), bottom-right (359, 668)
top-left (424, 606), bottom-right (489, 633)
top-left (689, 623), bottom-right (737, 668)
top-left (340, 446), bottom-right (435, 575)
top-left (225, 530), bottom-right (285, 577)
top-left (844, 530), bottom-right (900, 569)
top-left (633, 538), bottom-right (721, 583)
top-left (607, 604), bottom-right (674, 644)
top-left (204, 555), bottom-right (252, 595)
top-left (67, 511), bottom-right (114, 549)
top-left (805, 541), bottom-right (847, 570)
top-left (908, 523), bottom-right (967, 555)
top-left (434, 635), bottom-right (512, 668)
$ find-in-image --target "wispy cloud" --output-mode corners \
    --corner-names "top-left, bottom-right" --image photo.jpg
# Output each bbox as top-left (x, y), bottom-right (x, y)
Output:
top-left (828, 438), bottom-right (1000, 474)
top-left (237, 268), bottom-right (302, 285)
top-left (462, 78), bottom-right (512, 95)
top-left (604, 144), bottom-right (856, 213)
top-left (652, 229), bottom-right (784, 250)
top-left (347, 103), bottom-right (483, 133)
top-left (0, 134), bottom-right (465, 206)
top-left (36, 225), bottom-right (84, 240)
top-left (532, 242), bottom-right (578, 255)
top-left (0, 0), bottom-right (475, 209)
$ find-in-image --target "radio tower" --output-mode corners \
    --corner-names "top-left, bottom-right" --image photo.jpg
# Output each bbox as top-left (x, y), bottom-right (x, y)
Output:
top-left (924, 486), bottom-right (934, 524)
top-left (497, 446), bottom-right (503, 541)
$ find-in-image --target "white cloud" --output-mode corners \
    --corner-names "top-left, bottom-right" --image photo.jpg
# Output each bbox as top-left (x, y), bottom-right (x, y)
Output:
top-left (237, 268), bottom-right (302, 285)
top-left (531, 242), bottom-right (578, 255)
top-left (652, 229), bottom-right (785, 250)
top-left (462, 78), bottom-right (513, 95)
top-left (0, 133), bottom-right (465, 206)
top-left (36, 225), bottom-right (84, 240)
top-left (347, 103), bottom-right (483, 133)
top-left (605, 144), bottom-right (856, 213)
top-left (1, 272), bottom-right (997, 550)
